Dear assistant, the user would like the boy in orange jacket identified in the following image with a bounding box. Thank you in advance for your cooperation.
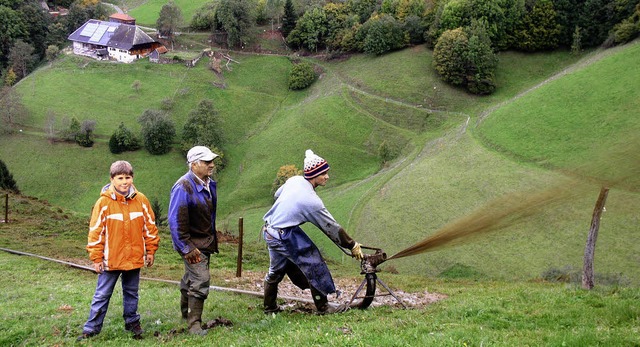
[78,160,159,340]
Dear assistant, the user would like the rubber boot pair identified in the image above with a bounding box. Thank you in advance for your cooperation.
[263,280,283,314]
[187,296,207,336]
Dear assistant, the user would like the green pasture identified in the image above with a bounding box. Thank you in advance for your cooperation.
[1,194,639,346]
[122,0,211,28]
[477,40,640,174]
[1,250,639,346]
[2,34,640,285]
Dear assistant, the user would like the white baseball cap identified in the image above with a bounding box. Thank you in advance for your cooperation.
[187,146,218,163]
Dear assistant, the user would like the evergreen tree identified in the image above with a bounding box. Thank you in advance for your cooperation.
[0,159,19,193]
[281,0,297,38]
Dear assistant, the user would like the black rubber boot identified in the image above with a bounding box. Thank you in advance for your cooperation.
[311,287,348,315]
[187,296,207,336]
[263,280,283,314]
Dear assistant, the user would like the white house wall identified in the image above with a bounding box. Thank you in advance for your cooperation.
[108,47,136,63]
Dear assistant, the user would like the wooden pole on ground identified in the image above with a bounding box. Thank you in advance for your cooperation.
[236,217,244,277]
[582,187,609,290]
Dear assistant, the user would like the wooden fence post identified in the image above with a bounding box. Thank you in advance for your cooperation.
[236,217,244,277]
[582,187,609,290]
[3,194,7,223]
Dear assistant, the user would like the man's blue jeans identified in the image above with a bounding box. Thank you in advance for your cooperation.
[82,269,141,334]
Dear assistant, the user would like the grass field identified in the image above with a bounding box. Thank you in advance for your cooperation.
[1,195,639,346]
[2,4,640,292]
[4,38,640,285]
[120,0,212,28]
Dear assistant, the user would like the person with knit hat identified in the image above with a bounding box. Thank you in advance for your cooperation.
[262,149,364,315]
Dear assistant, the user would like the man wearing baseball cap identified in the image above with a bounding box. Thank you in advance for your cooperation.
[168,146,219,335]
[262,149,364,315]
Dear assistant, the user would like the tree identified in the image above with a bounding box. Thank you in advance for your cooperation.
[46,22,69,48]
[433,28,469,86]
[60,117,81,142]
[286,7,328,51]
[0,86,28,134]
[513,0,562,52]
[138,110,176,155]
[271,164,302,195]
[18,0,50,61]
[346,0,378,23]
[191,2,217,30]
[214,0,255,48]
[181,99,224,152]
[359,14,406,55]
[403,14,427,44]
[109,122,141,154]
[0,159,19,193]
[45,109,57,142]
[156,1,183,46]
[281,0,298,37]
[266,0,285,29]
[465,20,498,94]
[8,39,34,80]
[433,22,497,95]
[76,119,96,147]
[288,61,316,90]
[4,68,17,86]
[45,45,60,62]
[0,5,28,71]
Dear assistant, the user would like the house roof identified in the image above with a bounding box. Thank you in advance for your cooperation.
[109,13,135,22]
[68,19,157,51]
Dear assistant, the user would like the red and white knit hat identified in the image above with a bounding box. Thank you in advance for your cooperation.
[304,149,330,179]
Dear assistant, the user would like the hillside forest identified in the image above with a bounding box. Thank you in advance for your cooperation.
[1,0,640,94]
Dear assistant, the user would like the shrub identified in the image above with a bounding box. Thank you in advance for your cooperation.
[109,122,141,154]
[76,120,96,147]
[59,117,80,142]
[612,19,638,44]
[0,159,20,193]
[288,61,316,90]
[150,196,167,226]
[138,110,176,155]
[161,97,174,111]
[271,164,302,195]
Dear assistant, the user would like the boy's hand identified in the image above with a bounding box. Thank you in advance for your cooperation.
[146,254,155,267]
[93,262,104,273]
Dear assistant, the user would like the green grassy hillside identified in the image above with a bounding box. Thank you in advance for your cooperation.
[1,32,639,285]
[123,0,211,27]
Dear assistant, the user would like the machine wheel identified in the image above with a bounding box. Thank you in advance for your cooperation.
[355,273,377,309]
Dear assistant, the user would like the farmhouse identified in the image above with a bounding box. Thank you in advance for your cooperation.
[67,15,164,63]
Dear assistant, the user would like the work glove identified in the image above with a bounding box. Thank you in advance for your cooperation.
[185,248,202,264]
[351,242,364,261]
